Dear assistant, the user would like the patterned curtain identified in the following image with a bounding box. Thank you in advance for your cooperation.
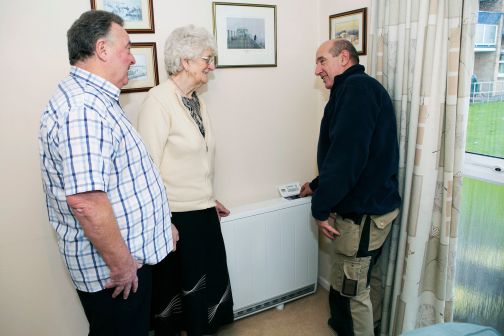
[368,0,478,334]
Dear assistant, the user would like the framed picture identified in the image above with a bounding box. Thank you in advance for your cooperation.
[90,0,155,33]
[122,43,159,93]
[329,8,367,55]
[212,2,277,68]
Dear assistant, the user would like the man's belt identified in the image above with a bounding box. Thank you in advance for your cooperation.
[341,213,365,224]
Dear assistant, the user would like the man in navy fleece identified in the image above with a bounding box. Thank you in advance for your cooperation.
[300,39,401,336]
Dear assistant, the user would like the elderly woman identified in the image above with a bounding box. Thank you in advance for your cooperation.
[137,25,234,335]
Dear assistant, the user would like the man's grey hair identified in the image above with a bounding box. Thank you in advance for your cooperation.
[67,10,124,65]
[164,25,217,75]
[329,38,359,64]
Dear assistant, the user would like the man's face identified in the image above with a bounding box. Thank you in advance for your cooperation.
[315,41,345,89]
[105,23,136,89]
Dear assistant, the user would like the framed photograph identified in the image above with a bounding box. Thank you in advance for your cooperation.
[122,43,159,93]
[212,2,277,68]
[329,8,367,55]
[90,0,155,33]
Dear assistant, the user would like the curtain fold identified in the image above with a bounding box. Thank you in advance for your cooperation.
[368,0,477,334]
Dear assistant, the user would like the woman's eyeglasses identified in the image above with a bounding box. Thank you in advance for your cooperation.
[200,56,215,65]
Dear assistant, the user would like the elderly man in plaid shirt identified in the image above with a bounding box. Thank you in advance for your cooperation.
[39,10,178,336]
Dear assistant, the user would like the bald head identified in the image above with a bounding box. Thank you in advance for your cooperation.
[315,39,359,89]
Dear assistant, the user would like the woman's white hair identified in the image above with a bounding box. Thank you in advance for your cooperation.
[164,25,217,75]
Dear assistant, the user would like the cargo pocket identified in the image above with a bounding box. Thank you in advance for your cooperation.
[331,257,371,297]
[369,208,399,251]
[331,215,361,257]
[341,260,361,297]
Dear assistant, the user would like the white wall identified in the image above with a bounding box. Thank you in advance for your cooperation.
[0,1,93,335]
[119,0,322,207]
[0,0,320,335]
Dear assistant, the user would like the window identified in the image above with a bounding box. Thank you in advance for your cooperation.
[474,24,498,48]
[499,53,504,77]
[455,6,504,331]
[455,79,504,334]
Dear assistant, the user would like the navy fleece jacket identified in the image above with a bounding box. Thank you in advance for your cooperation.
[310,64,401,221]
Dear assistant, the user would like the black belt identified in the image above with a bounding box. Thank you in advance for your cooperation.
[341,213,365,224]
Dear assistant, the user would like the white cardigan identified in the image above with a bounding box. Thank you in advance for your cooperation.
[137,79,216,212]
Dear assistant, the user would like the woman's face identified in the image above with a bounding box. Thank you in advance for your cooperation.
[187,49,215,86]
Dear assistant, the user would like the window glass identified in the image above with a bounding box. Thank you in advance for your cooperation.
[485,25,497,44]
[475,24,485,44]
[454,177,504,333]
[465,102,504,158]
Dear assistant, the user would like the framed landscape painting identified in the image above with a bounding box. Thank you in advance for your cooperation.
[91,0,155,33]
[329,8,367,55]
[213,2,277,68]
[122,42,159,93]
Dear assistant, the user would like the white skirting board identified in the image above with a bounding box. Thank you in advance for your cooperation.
[221,197,319,319]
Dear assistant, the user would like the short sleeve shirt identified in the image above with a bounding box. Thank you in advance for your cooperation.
[39,67,172,292]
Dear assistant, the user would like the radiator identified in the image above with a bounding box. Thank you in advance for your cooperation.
[221,197,318,319]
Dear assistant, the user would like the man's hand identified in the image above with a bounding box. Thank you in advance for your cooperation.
[171,224,179,251]
[317,219,340,240]
[105,255,140,299]
[216,200,230,218]
[299,182,314,197]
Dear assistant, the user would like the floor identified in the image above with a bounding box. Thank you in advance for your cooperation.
[218,287,336,336]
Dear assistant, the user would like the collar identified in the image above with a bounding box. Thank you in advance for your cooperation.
[70,66,121,102]
[331,64,366,90]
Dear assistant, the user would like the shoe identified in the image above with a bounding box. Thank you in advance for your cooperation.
[327,318,338,335]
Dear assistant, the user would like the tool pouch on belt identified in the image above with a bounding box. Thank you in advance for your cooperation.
[368,208,399,251]
[330,215,361,257]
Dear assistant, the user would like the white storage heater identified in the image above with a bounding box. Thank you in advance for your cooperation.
[221,197,318,319]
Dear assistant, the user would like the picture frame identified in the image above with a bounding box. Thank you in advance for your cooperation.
[90,0,155,33]
[212,2,277,68]
[122,42,159,94]
[329,8,367,55]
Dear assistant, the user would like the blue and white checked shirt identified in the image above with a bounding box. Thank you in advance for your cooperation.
[39,66,173,292]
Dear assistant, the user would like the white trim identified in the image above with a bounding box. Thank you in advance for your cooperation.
[318,276,331,291]
[475,47,497,52]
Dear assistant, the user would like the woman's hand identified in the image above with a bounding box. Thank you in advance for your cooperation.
[215,200,230,218]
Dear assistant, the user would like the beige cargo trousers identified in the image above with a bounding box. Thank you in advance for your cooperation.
[327,208,399,336]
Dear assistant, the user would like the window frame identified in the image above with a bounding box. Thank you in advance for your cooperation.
[463,153,504,185]
[474,23,498,50]
[498,52,504,77]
